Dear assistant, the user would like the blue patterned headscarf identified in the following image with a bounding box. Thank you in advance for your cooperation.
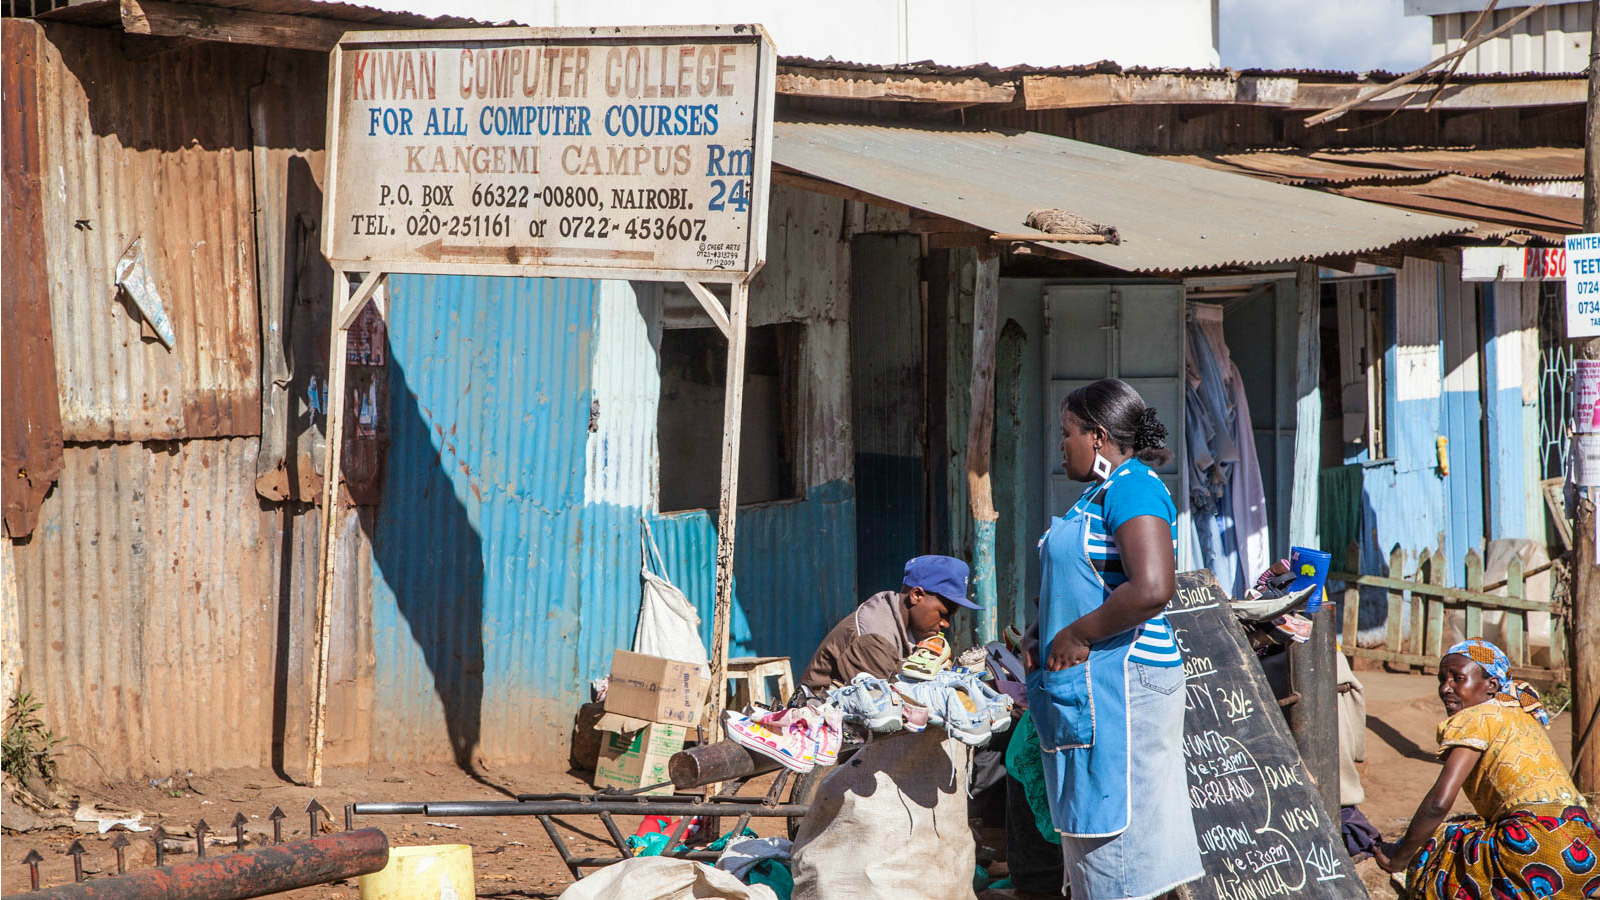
[1444,638,1549,726]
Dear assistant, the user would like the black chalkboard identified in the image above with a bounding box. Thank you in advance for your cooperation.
[1167,570,1367,900]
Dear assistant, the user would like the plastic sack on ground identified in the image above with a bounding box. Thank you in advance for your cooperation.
[633,520,711,680]
[556,857,778,900]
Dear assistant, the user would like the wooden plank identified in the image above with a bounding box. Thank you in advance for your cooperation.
[1505,555,1525,666]
[308,270,382,787]
[1326,571,1551,612]
[705,281,750,753]
[1289,264,1321,548]
[1019,69,1582,112]
[119,0,363,51]
[1386,546,1404,654]
[1545,478,1574,552]
[1426,549,1446,659]
[1341,542,1360,651]
[683,281,732,340]
[777,66,1015,104]
[1303,3,1547,125]
[1464,550,1484,640]
[966,251,1001,645]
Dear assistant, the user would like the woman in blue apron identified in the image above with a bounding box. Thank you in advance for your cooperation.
[1026,378,1204,900]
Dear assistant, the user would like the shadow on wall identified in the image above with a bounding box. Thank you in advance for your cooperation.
[368,355,486,773]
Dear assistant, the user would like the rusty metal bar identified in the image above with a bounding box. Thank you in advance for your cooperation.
[8,829,389,900]
[421,800,810,817]
[535,815,581,882]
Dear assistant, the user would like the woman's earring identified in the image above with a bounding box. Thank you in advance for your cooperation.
[1092,449,1113,479]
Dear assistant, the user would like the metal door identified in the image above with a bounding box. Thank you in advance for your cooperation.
[1042,284,1189,566]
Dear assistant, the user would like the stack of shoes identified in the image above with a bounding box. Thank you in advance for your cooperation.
[724,700,848,774]
[901,633,951,680]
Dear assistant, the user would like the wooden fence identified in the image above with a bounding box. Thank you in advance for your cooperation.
[1333,543,1568,683]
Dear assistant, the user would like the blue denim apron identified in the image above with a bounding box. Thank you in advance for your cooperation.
[1027,479,1135,838]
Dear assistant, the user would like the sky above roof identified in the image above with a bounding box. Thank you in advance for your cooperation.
[1221,0,1432,72]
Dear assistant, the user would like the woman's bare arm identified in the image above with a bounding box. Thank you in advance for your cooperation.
[1374,746,1480,872]
[1046,516,1174,669]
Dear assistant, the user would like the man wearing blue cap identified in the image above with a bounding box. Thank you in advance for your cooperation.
[792,554,984,900]
[800,554,979,690]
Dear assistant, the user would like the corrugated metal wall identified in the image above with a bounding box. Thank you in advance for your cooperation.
[10,439,278,781]
[368,273,595,765]
[1432,2,1590,75]
[33,22,262,441]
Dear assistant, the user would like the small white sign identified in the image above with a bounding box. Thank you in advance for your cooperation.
[1564,233,1600,338]
[323,25,775,284]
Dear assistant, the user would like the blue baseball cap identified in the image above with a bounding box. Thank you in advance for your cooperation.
[903,555,981,610]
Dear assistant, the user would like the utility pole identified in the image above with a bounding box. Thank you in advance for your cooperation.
[1570,0,1600,799]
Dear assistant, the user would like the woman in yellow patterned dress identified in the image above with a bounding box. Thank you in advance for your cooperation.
[1373,638,1598,899]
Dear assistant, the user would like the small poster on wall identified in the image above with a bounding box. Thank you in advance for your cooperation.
[1565,233,1600,338]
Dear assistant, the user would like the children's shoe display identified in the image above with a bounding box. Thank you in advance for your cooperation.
[901,633,952,680]
[939,678,994,746]
[892,679,948,728]
[725,708,817,773]
[832,673,904,733]
[812,704,844,765]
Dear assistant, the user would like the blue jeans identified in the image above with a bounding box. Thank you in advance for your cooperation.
[1058,662,1204,900]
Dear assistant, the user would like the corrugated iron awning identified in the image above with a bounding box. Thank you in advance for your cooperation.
[1334,175,1579,244]
[773,120,1472,273]
[1165,146,1581,187]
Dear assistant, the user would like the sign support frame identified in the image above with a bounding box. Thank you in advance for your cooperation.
[306,24,773,786]
[307,272,751,785]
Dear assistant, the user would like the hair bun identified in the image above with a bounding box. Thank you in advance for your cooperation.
[1133,407,1167,450]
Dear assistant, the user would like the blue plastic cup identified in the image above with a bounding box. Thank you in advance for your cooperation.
[1289,546,1332,614]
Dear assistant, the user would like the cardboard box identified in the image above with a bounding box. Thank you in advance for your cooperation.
[603,650,707,727]
[592,722,686,795]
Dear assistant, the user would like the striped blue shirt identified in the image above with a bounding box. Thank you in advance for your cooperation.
[1069,459,1182,667]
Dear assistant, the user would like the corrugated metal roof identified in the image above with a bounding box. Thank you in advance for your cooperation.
[38,0,489,29]
[773,120,1474,273]
[1166,146,1581,186]
[32,22,261,440]
[776,54,1578,84]
[1334,175,1579,244]
[10,439,280,782]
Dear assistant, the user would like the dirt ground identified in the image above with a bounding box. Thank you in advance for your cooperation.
[0,667,1579,899]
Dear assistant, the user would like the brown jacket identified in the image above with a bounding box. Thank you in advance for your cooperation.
[801,591,914,690]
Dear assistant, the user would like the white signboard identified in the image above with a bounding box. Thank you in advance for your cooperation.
[323,26,774,283]
[1564,233,1600,338]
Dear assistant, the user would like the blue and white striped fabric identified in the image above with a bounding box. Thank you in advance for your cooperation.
[1071,459,1182,667]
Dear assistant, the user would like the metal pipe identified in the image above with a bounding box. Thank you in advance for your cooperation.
[8,829,390,900]
[350,803,426,816]
[422,801,811,818]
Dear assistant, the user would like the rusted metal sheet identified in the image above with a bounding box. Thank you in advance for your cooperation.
[38,0,489,30]
[11,438,279,782]
[1336,175,1579,243]
[1165,146,1582,187]
[2,20,64,538]
[246,47,350,504]
[34,22,263,440]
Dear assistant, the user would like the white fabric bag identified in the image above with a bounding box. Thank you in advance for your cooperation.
[633,519,711,680]
[557,857,778,900]
[791,729,978,900]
